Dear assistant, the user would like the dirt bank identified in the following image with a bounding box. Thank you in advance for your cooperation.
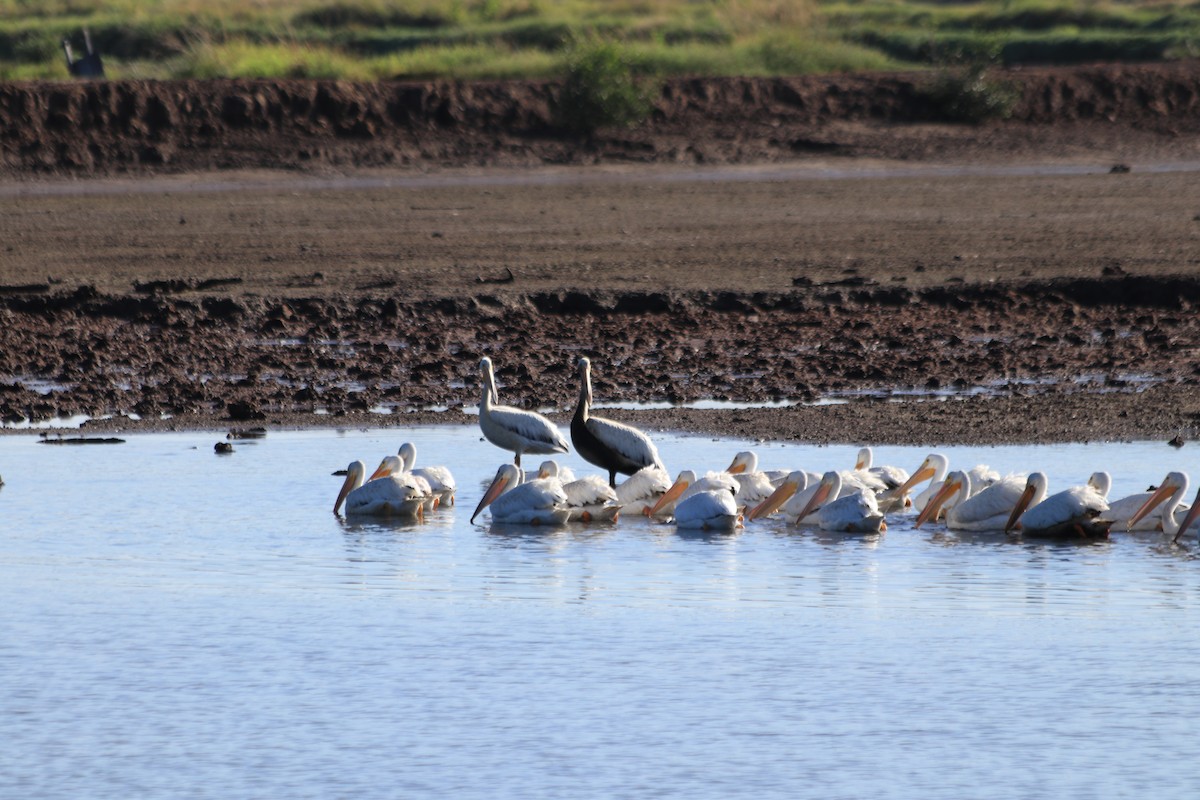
[3,64,1200,445]
[4,61,1200,176]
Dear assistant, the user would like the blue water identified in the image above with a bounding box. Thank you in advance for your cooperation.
[2,427,1198,799]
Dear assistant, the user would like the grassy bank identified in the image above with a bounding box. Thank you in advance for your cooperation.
[1,1,1197,81]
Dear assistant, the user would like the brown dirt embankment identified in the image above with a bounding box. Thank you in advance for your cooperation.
[4,60,1200,176]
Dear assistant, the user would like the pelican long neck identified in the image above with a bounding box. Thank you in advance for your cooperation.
[575,361,592,422]
[1160,475,1190,535]
[481,362,497,411]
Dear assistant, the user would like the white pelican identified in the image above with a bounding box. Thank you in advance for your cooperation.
[614,464,673,515]
[893,454,998,520]
[917,471,1047,532]
[723,451,777,507]
[1127,471,1195,541]
[646,470,740,519]
[1005,478,1110,538]
[854,447,908,491]
[1087,471,1190,532]
[397,442,456,508]
[334,460,426,519]
[571,357,664,487]
[478,356,569,467]
[791,470,886,533]
[538,460,621,522]
[470,463,571,526]
[673,488,742,531]
[370,454,436,513]
[1169,486,1200,543]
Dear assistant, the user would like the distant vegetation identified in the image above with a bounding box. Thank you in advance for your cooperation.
[1,1,1198,81]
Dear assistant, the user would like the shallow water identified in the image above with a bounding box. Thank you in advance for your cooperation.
[2,427,1198,799]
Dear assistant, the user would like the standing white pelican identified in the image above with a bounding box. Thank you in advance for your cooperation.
[791,471,886,533]
[918,471,1046,532]
[571,357,664,487]
[614,464,673,515]
[538,460,621,522]
[397,442,456,508]
[1006,478,1110,538]
[646,470,740,518]
[1127,472,1195,540]
[673,488,742,531]
[370,454,436,513]
[334,460,426,519]
[478,356,569,467]
[470,463,571,526]
[723,451,777,507]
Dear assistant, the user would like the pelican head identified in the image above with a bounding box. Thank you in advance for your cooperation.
[725,451,757,475]
[369,454,404,481]
[1087,471,1112,500]
[334,460,367,515]
[398,442,418,471]
[893,453,948,499]
[1128,471,1188,532]
[538,460,561,480]
[748,469,809,521]
[471,463,522,524]
[855,447,872,471]
[646,469,696,517]
[1004,472,1049,533]
[793,471,844,523]
[914,470,968,528]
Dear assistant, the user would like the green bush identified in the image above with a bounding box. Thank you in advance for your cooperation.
[553,38,656,135]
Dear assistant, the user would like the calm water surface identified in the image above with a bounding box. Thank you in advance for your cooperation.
[2,426,1198,799]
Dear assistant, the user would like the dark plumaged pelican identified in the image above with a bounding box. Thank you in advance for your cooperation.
[570,356,664,487]
[477,356,568,467]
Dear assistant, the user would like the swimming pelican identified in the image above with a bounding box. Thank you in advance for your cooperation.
[370,454,436,512]
[791,470,886,533]
[538,460,621,522]
[646,470,739,519]
[397,442,456,508]
[854,447,908,491]
[334,460,426,519]
[723,451,777,507]
[673,487,742,531]
[918,471,1046,532]
[1087,471,1190,532]
[1127,472,1195,541]
[478,356,569,467]
[571,357,664,487]
[614,464,673,515]
[470,463,571,526]
[1005,478,1110,538]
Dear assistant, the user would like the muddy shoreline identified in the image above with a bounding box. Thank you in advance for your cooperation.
[4,63,1200,446]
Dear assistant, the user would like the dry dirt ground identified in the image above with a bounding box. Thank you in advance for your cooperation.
[3,64,1200,446]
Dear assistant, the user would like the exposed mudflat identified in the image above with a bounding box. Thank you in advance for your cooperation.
[3,64,1200,446]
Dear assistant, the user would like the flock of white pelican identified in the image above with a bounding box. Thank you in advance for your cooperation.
[334,357,1200,542]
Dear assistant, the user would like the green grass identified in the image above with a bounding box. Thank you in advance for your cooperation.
[1,1,1198,81]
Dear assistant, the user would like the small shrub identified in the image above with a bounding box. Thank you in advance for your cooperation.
[554,37,656,135]
[925,62,1018,123]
